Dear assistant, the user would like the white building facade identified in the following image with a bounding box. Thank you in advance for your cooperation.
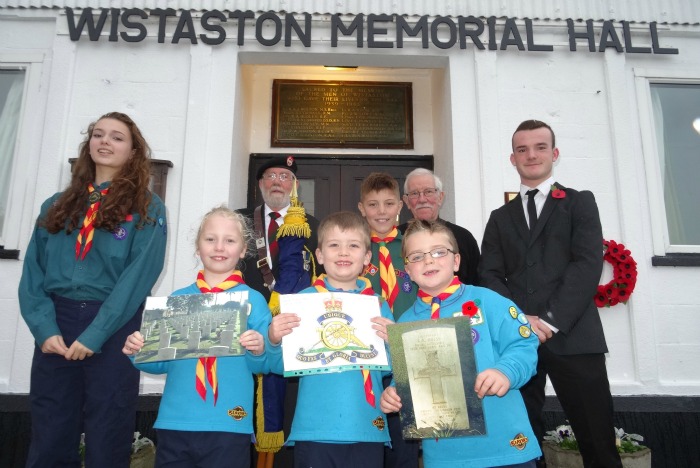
[1,0,699,405]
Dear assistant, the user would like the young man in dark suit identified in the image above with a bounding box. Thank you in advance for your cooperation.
[479,120,621,468]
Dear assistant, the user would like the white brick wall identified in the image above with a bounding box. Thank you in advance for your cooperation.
[1,8,699,397]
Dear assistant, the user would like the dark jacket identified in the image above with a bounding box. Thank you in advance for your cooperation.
[479,184,607,355]
[237,205,321,302]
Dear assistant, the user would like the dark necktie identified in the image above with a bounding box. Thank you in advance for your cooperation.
[268,212,281,258]
[526,189,539,232]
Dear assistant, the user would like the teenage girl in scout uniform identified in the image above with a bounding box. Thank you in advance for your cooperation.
[19,112,167,468]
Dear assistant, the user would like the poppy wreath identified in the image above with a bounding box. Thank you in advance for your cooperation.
[594,239,638,307]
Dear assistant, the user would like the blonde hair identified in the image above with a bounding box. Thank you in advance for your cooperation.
[401,219,459,259]
[318,211,371,250]
[196,206,255,261]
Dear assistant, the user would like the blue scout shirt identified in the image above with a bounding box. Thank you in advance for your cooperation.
[274,276,393,445]
[134,282,277,434]
[398,283,541,467]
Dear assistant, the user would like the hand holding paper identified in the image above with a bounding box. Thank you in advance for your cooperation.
[123,331,145,356]
[474,368,511,398]
[380,386,402,413]
[268,312,301,345]
[240,329,265,356]
[371,316,394,342]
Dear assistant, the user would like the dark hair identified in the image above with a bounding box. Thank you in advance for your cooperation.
[401,219,459,259]
[44,112,154,233]
[318,211,371,250]
[512,119,556,150]
[360,172,400,199]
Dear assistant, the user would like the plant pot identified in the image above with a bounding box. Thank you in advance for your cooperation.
[542,441,651,468]
[130,446,156,468]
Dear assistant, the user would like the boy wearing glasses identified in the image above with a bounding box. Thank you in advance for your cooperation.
[357,173,420,468]
[380,219,541,468]
[399,168,480,286]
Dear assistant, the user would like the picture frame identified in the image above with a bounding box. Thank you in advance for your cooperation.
[387,316,486,439]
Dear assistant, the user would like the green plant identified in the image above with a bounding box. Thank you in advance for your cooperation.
[544,423,647,454]
[614,427,647,454]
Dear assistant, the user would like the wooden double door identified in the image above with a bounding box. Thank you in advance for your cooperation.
[247,154,433,224]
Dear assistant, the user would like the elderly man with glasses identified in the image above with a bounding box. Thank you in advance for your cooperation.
[399,168,480,285]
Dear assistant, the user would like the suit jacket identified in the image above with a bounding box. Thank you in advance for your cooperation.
[399,218,480,286]
[479,184,607,355]
[237,205,321,302]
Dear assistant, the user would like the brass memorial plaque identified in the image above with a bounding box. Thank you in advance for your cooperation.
[271,80,413,149]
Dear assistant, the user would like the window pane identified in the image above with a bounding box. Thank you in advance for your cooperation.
[650,83,700,245]
[0,69,25,236]
[297,178,315,217]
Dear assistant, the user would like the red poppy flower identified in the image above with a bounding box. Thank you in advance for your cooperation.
[617,288,629,302]
[605,286,620,300]
[613,248,631,262]
[595,289,609,308]
[551,187,566,199]
[462,301,478,317]
[616,271,638,282]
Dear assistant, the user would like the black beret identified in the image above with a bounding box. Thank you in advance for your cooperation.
[256,156,298,180]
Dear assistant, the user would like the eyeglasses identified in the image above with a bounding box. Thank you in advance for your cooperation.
[261,172,294,182]
[405,247,454,264]
[405,188,440,200]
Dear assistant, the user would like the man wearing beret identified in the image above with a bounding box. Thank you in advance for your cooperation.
[237,155,321,468]
[237,156,321,300]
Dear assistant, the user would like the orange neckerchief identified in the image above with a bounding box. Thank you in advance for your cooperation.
[417,276,461,320]
[371,227,399,311]
[75,184,109,260]
[312,274,377,408]
[194,270,244,405]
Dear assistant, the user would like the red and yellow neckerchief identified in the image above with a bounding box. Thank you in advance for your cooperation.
[370,227,399,311]
[417,276,461,320]
[75,184,109,260]
[194,270,245,405]
[312,274,377,408]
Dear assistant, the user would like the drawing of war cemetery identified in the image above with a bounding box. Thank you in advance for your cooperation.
[134,291,249,364]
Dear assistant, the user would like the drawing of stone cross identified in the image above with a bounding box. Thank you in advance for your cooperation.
[414,351,455,404]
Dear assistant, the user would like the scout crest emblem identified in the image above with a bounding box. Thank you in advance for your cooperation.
[295,294,379,366]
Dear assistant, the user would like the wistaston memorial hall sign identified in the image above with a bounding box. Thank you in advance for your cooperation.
[64,8,679,55]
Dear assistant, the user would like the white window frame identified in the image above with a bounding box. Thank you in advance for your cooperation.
[634,68,700,255]
[0,53,45,252]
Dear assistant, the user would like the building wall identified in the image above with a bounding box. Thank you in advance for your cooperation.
[1,6,699,396]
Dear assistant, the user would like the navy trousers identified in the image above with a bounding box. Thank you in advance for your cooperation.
[26,296,142,468]
[382,375,419,468]
[521,347,622,468]
[294,441,384,468]
[155,429,252,468]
